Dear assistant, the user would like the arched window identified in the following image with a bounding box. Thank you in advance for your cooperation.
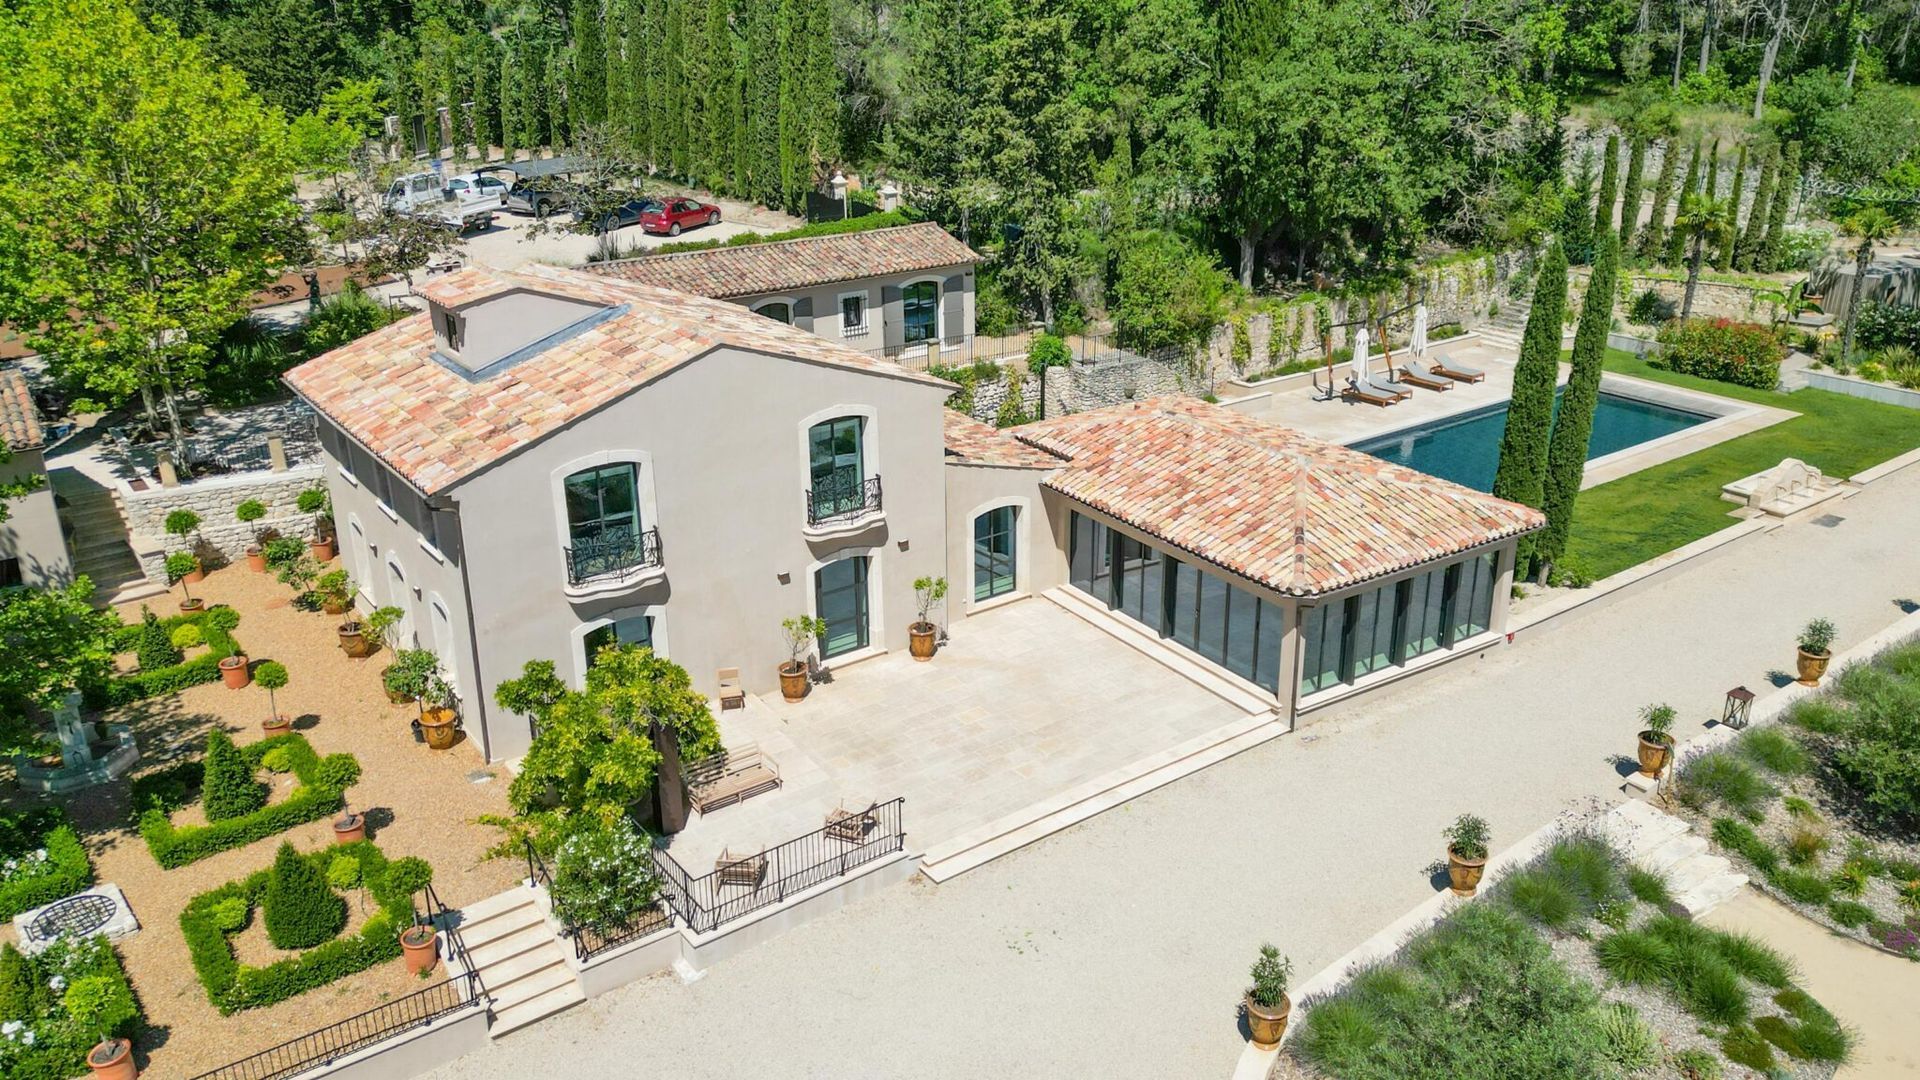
[563,462,641,580]
[901,280,939,343]
[428,595,457,693]
[755,300,793,324]
[347,516,372,602]
[385,557,415,648]
[973,506,1017,601]
[806,415,866,520]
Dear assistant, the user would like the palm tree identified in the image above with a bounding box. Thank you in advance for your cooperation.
[1672,191,1732,319]
[1838,206,1899,364]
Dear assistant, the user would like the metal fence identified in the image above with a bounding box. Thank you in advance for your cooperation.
[185,978,476,1080]
[524,836,680,962]
[652,798,906,935]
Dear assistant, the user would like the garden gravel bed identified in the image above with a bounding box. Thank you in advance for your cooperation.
[2,563,519,1080]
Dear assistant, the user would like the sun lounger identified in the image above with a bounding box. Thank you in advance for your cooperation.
[1396,366,1453,391]
[1339,378,1400,408]
[1369,373,1415,399]
[1429,355,1485,383]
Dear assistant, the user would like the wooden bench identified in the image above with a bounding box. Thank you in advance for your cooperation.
[716,667,746,711]
[824,801,879,843]
[713,849,766,888]
[686,743,782,813]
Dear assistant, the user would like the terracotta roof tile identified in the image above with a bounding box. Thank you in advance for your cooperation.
[0,368,43,451]
[585,222,978,299]
[1014,398,1544,597]
[284,264,952,495]
[942,410,1060,469]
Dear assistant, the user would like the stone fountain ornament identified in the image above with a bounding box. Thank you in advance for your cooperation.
[10,692,139,794]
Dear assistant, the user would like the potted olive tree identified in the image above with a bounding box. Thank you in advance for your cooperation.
[1444,814,1490,896]
[164,508,204,582]
[65,972,137,1080]
[314,569,353,615]
[235,499,268,571]
[340,605,401,658]
[383,647,438,705]
[256,661,291,736]
[209,607,249,689]
[1636,703,1677,778]
[778,615,827,702]
[909,576,947,661]
[417,670,460,750]
[1243,944,1293,1049]
[385,857,438,974]
[297,487,335,562]
[165,552,203,613]
[1796,618,1836,686]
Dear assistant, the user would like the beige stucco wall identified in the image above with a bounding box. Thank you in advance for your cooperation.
[0,446,69,586]
[940,462,1068,621]
[445,345,952,761]
[731,263,976,356]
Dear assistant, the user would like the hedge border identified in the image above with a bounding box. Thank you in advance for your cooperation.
[83,607,247,709]
[138,733,361,869]
[0,934,144,1080]
[0,823,95,920]
[180,840,426,1014]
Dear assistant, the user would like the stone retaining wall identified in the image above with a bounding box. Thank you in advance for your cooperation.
[125,464,325,581]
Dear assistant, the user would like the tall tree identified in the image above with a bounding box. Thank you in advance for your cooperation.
[701,0,737,192]
[1752,0,1795,120]
[1590,132,1621,253]
[777,0,836,212]
[1559,149,1597,269]
[743,0,780,202]
[0,0,300,468]
[1734,152,1777,271]
[1838,205,1901,362]
[1617,135,1647,250]
[569,0,607,132]
[1759,141,1800,270]
[1716,142,1746,270]
[1674,191,1732,318]
[1536,234,1619,579]
[1638,138,1679,259]
[1664,138,1702,267]
[1492,242,1568,540]
[894,0,1007,235]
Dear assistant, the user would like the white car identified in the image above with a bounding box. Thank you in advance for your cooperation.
[443,172,509,206]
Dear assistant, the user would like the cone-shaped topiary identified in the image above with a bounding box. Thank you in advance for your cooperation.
[202,728,265,822]
[1537,233,1620,578]
[135,607,183,670]
[1492,242,1568,567]
[263,841,346,950]
[0,941,48,1020]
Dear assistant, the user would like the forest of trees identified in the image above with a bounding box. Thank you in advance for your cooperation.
[126,0,1920,327]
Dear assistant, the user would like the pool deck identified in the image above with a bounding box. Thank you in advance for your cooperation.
[1219,332,1795,490]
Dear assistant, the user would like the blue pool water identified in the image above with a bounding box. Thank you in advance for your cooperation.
[1352,390,1711,492]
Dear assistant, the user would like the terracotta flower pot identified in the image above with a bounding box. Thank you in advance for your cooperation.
[183,559,205,585]
[333,813,366,844]
[338,624,371,658]
[909,622,937,661]
[309,537,336,562]
[419,707,458,750]
[219,655,250,690]
[246,546,266,573]
[1447,847,1486,897]
[1796,648,1831,686]
[1637,732,1674,778]
[322,597,349,615]
[400,925,439,975]
[262,715,292,737]
[778,662,809,703]
[386,686,412,705]
[179,597,206,613]
[1244,992,1292,1050]
[87,1039,136,1080]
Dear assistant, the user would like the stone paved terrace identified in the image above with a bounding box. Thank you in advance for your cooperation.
[663,596,1249,870]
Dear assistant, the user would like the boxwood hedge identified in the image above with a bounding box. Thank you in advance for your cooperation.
[0,818,94,921]
[83,606,246,708]
[0,934,143,1080]
[138,733,360,869]
[181,840,432,1014]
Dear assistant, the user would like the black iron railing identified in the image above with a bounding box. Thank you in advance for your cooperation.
[564,525,662,586]
[806,473,883,527]
[417,882,486,1005]
[185,979,475,1080]
[652,797,905,934]
[525,837,672,963]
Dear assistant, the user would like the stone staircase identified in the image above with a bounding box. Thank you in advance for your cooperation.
[1475,302,1531,353]
[1602,798,1749,918]
[454,887,584,1038]
[49,469,159,604]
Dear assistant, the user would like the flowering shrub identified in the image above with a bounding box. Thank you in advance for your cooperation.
[549,817,660,935]
[1653,318,1784,390]
[0,935,140,1080]
[0,821,92,921]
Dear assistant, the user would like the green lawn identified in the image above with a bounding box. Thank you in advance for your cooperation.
[1563,351,1920,578]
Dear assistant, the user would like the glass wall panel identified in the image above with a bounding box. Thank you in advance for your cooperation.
[1349,590,1381,678]
[1299,603,1345,694]
[1196,572,1229,665]
[1466,551,1498,638]
[1405,568,1448,659]
[815,557,870,657]
[1253,600,1284,693]
[1225,586,1258,681]
[1170,561,1200,650]
[973,507,1017,601]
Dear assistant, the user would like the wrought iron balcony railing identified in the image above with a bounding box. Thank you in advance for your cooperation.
[806,472,883,527]
[564,525,662,586]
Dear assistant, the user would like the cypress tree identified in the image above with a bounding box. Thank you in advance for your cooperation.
[1537,234,1619,578]
[1559,150,1596,269]
[746,0,782,205]
[569,0,607,131]
[499,47,519,161]
[1735,153,1776,271]
[682,0,713,182]
[545,47,570,149]
[135,608,181,670]
[203,728,265,822]
[662,0,689,175]
[470,32,503,153]
[622,0,652,164]
[1664,139,1702,267]
[263,842,347,950]
[1716,143,1746,270]
[604,0,627,138]
[1702,142,1720,216]
[1638,138,1678,260]
[1617,136,1647,250]
[777,0,808,212]
[1760,141,1799,271]
[1588,133,1620,258]
[1492,242,1569,532]
[704,0,738,192]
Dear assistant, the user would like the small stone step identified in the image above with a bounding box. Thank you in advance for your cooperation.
[1675,873,1750,919]
[1637,835,1709,875]
[464,921,552,970]
[1664,853,1736,897]
[489,979,585,1037]
[457,887,539,928]
[459,901,543,945]
[474,945,567,995]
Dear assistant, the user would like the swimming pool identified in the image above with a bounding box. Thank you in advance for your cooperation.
[1351,390,1712,492]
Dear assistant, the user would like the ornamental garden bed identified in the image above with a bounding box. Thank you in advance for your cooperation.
[1284,834,1852,1079]
[0,935,144,1080]
[181,839,432,1015]
[134,731,361,869]
[1669,639,1920,963]
[0,807,94,921]
[82,605,248,708]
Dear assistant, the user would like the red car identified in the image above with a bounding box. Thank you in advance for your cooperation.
[640,197,721,236]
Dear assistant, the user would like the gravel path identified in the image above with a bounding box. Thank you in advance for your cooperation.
[423,463,1920,1080]
[0,563,519,1079]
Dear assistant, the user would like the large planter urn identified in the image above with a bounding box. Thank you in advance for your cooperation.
[1244,993,1292,1050]
[322,596,349,616]
[245,545,267,573]
[338,624,372,658]
[1636,732,1674,778]
[778,662,809,703]
[262,714,292,738]
[419,707,458,750]
[179,597,206,614]
[183,558,205,585]
[909,622,938,661]
[218,655,250,690]
[86,1038,136,1080]
[309,537,336,562]
[1447,847,1486,897]
[333,812,366,844]
[400,925,439,975]
[1795,648,1831,686]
